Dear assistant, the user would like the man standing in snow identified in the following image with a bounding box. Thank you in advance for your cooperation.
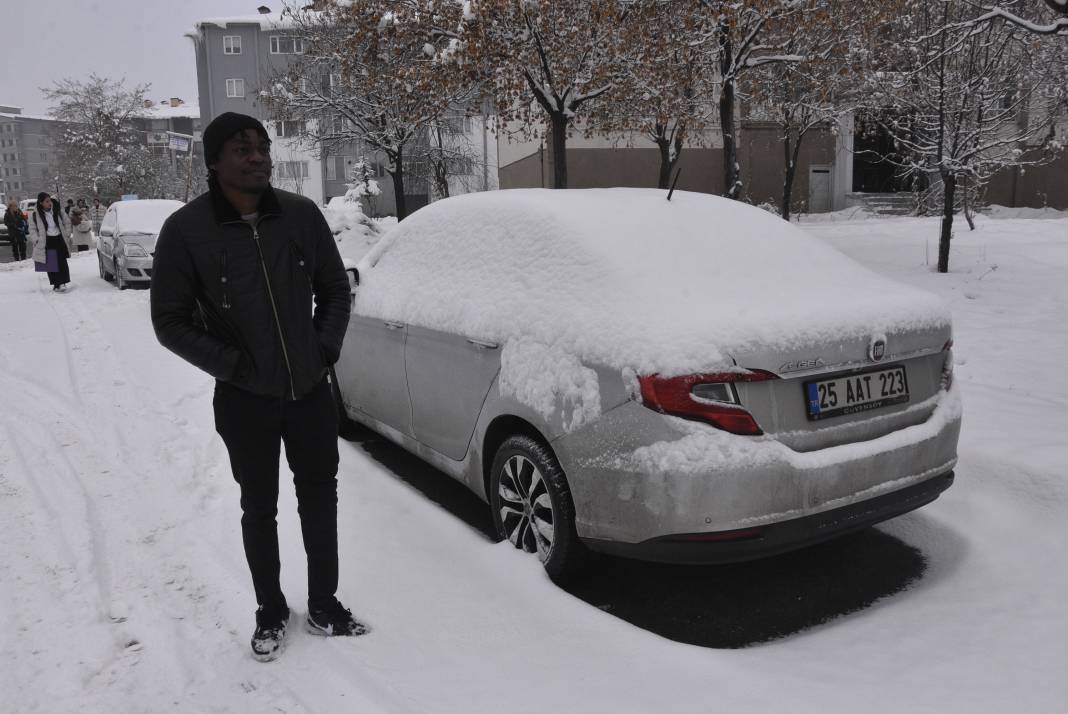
[150,112,360,662]
[88,197,106,235]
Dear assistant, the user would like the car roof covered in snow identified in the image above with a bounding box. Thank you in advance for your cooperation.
[357,188,950,374]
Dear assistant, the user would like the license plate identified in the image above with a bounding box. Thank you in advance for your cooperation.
[804,365,909,420]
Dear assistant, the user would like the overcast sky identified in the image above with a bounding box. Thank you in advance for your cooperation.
[5,0,267,116]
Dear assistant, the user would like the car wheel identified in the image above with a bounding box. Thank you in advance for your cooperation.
[490,435,582,581]
[114,260,126,290]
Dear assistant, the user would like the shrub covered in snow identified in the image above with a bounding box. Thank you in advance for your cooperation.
[321,164,386,261]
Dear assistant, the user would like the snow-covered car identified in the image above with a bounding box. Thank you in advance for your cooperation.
[97,199,184,289]
[332,189,962,579]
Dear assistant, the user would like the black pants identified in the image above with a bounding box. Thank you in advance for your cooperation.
[45,236,70,286]
[213,377,340,614]
[11,236,27,261]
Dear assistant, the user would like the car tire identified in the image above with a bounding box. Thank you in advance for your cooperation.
[328,366,359,439]
[490,435,583,581]
[98,254,113,282]
[114,260,126,290]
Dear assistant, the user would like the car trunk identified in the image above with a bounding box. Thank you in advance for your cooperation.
[731,324,953,452]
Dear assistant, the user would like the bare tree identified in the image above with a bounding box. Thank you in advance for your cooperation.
[690,0,815,200]
[43,74,182,199]
[867,0,1060,272]
[964,0,1068,35]
[456,0,632,189]
[585,0,713,189]
[743,1,897,219]
[264,1,474,219]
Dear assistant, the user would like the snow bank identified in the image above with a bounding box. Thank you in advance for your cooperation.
[984,204,1067,220]
[359,189,950,375]
[321,197,382,262]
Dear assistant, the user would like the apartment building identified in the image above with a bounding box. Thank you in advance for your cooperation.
[187,7,498,215]
[0,106,64,202]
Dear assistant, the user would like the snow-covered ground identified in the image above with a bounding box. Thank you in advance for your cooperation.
[1,212,1065,713]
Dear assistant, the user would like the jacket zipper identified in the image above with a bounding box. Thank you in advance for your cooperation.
[220,249,231,309]
[250,221,297,400]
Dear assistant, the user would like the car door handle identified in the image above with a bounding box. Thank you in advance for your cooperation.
[466,338,499,349]
[383,321,405,330]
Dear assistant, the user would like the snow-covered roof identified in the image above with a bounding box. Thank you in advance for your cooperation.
[0,111,59,122]
[193,12,297,31]
[358,189,951,375]
[142,104,200,120]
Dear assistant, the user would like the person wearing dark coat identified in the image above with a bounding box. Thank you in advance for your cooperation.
[150,112,358,662]
[4,200,28,261]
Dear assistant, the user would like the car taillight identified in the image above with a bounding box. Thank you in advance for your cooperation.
[638,370,778,436]
[941,339,954,390]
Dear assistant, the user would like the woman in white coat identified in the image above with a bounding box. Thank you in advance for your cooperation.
[28,192,75,292]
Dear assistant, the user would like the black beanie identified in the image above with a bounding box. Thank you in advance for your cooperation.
[202,112,270,167]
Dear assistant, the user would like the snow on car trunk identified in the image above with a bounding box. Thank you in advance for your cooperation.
[114,199,185,235]
[358,189,950,376]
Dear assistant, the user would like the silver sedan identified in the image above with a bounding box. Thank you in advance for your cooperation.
[333,189,961,580]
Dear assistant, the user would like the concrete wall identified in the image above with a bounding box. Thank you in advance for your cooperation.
[985,150,1068,209]
[497,123,837,207]
[738,123,836,213]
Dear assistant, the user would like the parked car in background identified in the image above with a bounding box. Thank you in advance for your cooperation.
[18,198,36,218]
[332,189,962,580]
[97,199,184,289]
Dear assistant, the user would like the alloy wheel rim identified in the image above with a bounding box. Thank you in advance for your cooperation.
[498,454,555,561]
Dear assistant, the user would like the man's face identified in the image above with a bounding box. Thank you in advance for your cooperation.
[212,128,272,195]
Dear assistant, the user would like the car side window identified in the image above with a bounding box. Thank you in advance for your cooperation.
[100,208,117,236]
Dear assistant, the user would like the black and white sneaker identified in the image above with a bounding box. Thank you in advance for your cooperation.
[251,606,290,662]
[306,598,368,637]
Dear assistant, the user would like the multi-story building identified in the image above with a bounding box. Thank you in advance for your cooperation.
[137,99,204,198]
[0,100,205,204]
[0,106,64,203]
[186,6,498,214]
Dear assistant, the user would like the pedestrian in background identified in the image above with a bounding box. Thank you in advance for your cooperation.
[70,208,92,251]
[64,198,74,216]
[4,199,28,261]
[28,192,75,291]
[88,197,106,234]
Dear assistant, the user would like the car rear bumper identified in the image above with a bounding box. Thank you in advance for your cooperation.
[555,384,962,555]
[581,469,953,563]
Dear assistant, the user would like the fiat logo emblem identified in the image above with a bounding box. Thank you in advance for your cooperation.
[869,335,887,362]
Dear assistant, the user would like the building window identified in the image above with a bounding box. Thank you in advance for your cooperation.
[327,155,352,181]
[223,35,242,54]
[275,120,305,138]
[275,161,309,179]
[270,36,304,54]
[226,78,245,98]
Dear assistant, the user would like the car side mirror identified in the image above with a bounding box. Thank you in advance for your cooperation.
[346,268,359,310]
[100,229,113,237]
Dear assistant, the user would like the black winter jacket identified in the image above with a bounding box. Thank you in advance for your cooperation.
[150,185,351,400]
[4,208,26,239]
